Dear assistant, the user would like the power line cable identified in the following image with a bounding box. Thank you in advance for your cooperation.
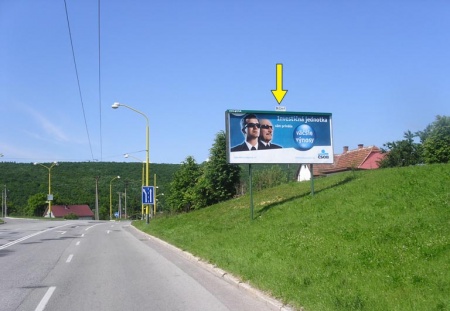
[63,0,95,161]
[98,0,103,161]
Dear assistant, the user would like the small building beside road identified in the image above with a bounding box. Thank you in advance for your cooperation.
[43,204,94,220]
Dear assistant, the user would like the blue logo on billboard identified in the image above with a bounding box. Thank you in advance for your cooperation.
[293,124,315,151]
[318,149,330,159]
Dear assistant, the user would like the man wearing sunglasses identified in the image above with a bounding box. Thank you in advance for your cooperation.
[259,119,282,149]
[231,114,264,151]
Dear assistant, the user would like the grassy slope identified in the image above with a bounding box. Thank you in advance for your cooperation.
[134,164,450,311]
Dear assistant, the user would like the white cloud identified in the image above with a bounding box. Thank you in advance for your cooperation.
[24,105,69,142]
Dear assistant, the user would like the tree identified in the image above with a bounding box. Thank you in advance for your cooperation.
[253,166,288,191]
[166,156,202,213]
[195,131,241,208]
[25,193,62,216]
[379,130,423,168]
[25,193,48,216]
[420,115,450,164]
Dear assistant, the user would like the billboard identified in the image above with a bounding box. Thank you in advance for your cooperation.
[226,109,334,164]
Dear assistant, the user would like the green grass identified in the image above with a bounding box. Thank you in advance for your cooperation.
[133,164,450,311]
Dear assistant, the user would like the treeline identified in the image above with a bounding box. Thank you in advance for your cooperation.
[0,151,300,218]
[379,115,450,167]
[0,161,179,219]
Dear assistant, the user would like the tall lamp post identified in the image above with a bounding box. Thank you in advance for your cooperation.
[112,102,150,223]
[124,153,145,220]
[109,176,120,220]
[34,162,58,218]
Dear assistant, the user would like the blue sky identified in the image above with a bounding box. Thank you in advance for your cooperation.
[1,0,449,164]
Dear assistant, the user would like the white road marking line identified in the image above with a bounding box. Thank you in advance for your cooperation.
[35,286,56,311]
[85,223,102,231]
[107,230,110,234]
[66,254,73,263]
[0,224,73,250]
[76,241,80,246]
[81,233,85,237]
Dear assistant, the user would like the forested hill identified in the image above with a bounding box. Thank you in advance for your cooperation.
[0,162,180,218]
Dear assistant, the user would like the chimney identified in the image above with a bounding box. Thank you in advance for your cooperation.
[358,144,364,149]
[343,146,349,153]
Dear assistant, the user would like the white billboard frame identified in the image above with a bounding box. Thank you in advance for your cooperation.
[226,109,334,164]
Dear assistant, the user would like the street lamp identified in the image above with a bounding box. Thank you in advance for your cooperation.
[109,176,120,220]
[34,162,58,218]
[113,102,150,223]
[124,153,145,219]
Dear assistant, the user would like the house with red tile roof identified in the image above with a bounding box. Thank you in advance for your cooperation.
[315,144,385,176]
[297,144,386,179]
[43,204,94,220]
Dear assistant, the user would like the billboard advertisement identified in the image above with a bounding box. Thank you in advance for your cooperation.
[226,109,334,164]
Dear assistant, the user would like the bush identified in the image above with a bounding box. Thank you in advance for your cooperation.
[64,213,79,220]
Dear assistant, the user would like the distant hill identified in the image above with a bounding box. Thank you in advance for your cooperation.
[0,162,180,217]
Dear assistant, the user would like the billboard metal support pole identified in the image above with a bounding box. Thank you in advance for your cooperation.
[310,164,315,196]
[249,164,254,220]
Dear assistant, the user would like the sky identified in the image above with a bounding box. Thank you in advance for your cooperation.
[1,0,449,164]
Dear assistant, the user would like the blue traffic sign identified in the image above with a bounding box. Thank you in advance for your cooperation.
[142,186,154,204]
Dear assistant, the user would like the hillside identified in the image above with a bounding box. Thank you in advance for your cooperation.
[0,162,179,218]
[135,164,450,311]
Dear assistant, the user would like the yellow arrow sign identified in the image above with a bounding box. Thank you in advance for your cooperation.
[271,63,288,104]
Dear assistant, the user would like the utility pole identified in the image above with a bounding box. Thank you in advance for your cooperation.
[94,176,100,220]
[1,186,4,217]
[124,181,128,220]
[117,192,122,219]
[3,185,7,217]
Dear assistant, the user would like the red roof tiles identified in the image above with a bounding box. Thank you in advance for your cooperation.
[312,145,385,176]
[44,205,94,218]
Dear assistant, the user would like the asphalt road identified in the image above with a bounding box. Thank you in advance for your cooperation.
[0,218,285,311]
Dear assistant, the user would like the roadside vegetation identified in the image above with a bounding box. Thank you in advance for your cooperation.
[0,132,296,218]
[0,161,180,218]
[134,163,450,311]
[379,115,450,167]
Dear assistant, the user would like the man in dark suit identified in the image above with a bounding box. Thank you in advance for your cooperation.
[259,119,282,149]
[231,114,264,151]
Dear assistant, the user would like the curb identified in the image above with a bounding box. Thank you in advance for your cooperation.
[130,226,295,311]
